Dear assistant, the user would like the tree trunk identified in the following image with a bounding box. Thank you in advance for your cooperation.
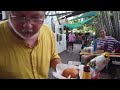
[111,11,120,40]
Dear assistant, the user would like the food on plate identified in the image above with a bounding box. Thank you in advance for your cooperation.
[62,67,79,78]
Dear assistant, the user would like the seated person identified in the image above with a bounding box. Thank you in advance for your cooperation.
[81,27,120,65]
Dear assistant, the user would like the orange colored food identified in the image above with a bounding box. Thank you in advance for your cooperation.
[62,68,79,78]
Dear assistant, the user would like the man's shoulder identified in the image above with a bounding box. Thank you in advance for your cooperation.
[0,20,8,31]
[42,24,52,31]
[41,24,54,33]
[0,20,7,26]
[40,24,54,36]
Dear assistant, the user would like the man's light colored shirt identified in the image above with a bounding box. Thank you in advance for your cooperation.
[0,20,60,79]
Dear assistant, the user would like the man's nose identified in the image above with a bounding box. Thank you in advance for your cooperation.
[23,21,33,30]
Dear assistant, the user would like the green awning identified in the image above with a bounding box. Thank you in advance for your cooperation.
[64,17,95,29]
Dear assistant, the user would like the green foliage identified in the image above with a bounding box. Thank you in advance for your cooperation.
[63,11,100,36]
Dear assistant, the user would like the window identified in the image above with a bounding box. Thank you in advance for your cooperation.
[51,17,55,33]
[0,11,2,20]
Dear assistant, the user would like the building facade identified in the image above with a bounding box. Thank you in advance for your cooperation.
[44,11,66,53]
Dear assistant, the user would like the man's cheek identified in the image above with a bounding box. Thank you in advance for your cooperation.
[33,25,40,32]
[16,24,23,31]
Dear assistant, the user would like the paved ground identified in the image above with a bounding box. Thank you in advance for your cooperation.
[48,44,112,79]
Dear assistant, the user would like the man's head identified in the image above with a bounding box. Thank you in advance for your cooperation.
[99,28,106,38]
[9,11,46,39]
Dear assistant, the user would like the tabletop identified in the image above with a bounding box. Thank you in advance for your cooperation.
[80,51,120,58]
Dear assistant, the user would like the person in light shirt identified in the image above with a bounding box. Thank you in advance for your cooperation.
[68,31,76,52]
[96,28,119,52]
[81,27,120,65]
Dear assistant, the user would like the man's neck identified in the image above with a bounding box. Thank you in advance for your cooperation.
[24,35,38,48]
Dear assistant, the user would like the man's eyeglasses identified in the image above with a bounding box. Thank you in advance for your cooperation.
[10,15,44,24]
